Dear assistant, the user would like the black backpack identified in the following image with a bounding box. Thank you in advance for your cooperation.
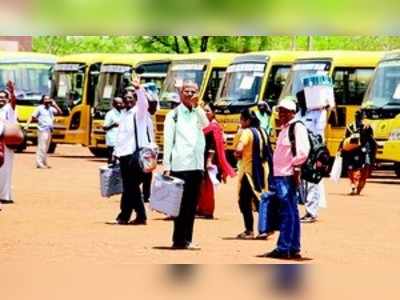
[288,121,331,184]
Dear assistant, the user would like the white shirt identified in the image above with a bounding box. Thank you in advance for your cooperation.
[163,104,209,172]
[114,88,154,157]
[0,121,4,136]
[0,103,17,123]
[104,108,122,147]
[32,105,57,132]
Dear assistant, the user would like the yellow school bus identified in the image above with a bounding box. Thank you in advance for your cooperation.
[0,51,56,150]
[279,51,385,155]
[90,53,173,156]
[50,53,119,151]
[361,50,400,176]
[155,52,237,152]
[213,51,309,158]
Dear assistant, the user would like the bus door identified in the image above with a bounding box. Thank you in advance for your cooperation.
[327,67,375,153]
[63,62,101,146]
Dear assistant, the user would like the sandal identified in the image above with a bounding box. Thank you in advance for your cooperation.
[236,231,254,240]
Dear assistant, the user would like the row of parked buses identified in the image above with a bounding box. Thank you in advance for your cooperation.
[3,50,400,176]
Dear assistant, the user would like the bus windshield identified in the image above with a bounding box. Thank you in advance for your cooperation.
[95,65,133,112]
[281,61,331,98]
[0,63,53,105]
[52,63,86,115]
[160,62,206,108]
[363,61,400,108]
[215,63,265,107]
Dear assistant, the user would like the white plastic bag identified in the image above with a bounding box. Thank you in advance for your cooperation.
[330,153,343,183]
[99,164,123,198]
[150,173,185,217]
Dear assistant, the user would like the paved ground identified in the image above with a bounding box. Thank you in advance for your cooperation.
[1,144,400,265]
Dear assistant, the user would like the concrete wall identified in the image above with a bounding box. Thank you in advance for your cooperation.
[0,36,32,51]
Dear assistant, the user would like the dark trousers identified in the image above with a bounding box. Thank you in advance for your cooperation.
[171,170,203,246]
[142,172,152,203]
[107,146,114,165]
[239,176,256,232]
[117,155,147,222]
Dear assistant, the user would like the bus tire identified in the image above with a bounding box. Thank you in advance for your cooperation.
[48,142,57,154]
[395,163,400,178]
[89,147,108,158]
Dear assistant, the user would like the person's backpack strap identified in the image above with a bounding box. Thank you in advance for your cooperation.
[288,121,301,157]
[133,112,139,151]
[169,108,178,165]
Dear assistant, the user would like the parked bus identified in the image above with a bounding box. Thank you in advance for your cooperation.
[0,51,56,151]
[50,53,119,152]
[279,51,385,155]
[155,52,237,152]
[90,54,173,156]
[362,50,400,177]
[213,51,310,157]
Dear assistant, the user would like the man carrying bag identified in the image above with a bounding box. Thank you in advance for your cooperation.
[110,79,154,225]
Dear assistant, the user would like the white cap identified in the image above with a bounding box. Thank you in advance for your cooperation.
[277,96,297,112]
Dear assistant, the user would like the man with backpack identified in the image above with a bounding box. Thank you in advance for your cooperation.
[258,96,310,259]
[296,89,333,223]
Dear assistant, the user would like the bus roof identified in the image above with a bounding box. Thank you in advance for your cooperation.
[170,52,238,68]
[231,50,312,65]
[56,53,121,65]
[101,53,175,67]
[293,51,386,67]
[0,51,56,64]
[380,50,400,62]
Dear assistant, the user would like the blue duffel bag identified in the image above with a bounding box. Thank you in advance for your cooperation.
[258,191,280,235]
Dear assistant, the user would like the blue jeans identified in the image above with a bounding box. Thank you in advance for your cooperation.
[274,176,301,254]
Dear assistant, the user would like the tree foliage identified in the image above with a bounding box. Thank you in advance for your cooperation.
[32,36,400,55]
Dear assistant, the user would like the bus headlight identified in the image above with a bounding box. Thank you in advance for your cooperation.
[389,129,400,141]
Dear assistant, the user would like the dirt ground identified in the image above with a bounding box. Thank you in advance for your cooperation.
[1,144,400,266]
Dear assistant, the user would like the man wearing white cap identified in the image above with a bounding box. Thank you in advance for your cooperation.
[259,96,310,259]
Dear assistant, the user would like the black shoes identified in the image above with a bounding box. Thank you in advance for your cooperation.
[0,199,14,204]
[258,249,302,260]
[171,242,201,250]
[300,213,317,223]
[129,218,147,225]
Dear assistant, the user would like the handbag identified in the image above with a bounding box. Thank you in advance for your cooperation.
[342,125,361,152]
[129,113,156,172]
[3,121,24,149]
[330,153,343,183]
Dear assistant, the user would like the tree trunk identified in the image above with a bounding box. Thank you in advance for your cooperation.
[291,36,297,50]
[182,36,194,53]
[200,36,209,52]
[173,36,181,53]
[307,36,313,50]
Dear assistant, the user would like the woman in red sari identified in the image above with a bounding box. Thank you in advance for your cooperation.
[197,103,236,219]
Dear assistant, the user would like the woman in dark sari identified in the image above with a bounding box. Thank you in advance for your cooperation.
[340,110,377,195]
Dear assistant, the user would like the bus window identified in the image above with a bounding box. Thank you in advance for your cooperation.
[204,68,225,103]
[333,68,375,106]
[263,65,291,106]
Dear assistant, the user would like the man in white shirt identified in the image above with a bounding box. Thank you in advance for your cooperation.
[163,80,209,249]
[26,95,62,169]
[296,89,334,223]
[111,80,154,225]
[103,97,124,164]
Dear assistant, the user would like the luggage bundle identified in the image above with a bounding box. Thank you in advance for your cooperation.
[149,173,184,217]
[99,164,123,198]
